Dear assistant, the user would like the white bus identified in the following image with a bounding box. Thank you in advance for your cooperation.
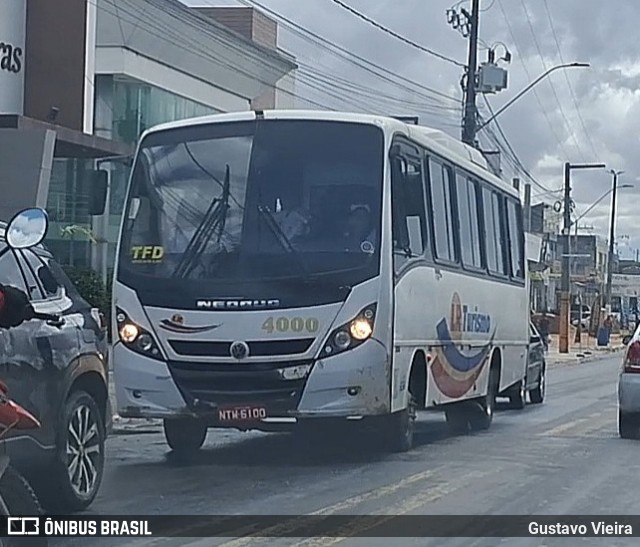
[108,110,529,453]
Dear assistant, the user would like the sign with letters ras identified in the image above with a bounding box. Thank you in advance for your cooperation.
[0,41,22,74]
[0,0,26,114]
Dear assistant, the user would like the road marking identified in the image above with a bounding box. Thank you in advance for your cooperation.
[540,417,591,437]
[539,409,616,438]
[287,469,494,547]
[120,468,440,547]
[138,468,494,547]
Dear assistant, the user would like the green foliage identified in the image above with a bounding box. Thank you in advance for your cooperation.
[62,265,111,322]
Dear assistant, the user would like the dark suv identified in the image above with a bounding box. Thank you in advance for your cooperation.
[0,219,110,512]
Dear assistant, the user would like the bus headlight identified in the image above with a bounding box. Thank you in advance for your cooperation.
[116,307,163,360]
[320,303,377,358]
[119,323,139,343]
[350,318,373,340]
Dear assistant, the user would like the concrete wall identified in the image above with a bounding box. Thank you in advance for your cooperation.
[275,71,297,109]
[0,128,56,221]
[96,0,295,105]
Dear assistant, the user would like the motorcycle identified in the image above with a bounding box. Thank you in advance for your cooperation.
[0,378,49,546]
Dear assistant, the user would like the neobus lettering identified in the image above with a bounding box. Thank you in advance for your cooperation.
[197,299,280,310]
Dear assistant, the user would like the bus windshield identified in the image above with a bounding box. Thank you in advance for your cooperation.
[118,119,384,305]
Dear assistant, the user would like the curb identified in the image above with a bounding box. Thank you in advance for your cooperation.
[547,347,625,368]
[110,417,162,435]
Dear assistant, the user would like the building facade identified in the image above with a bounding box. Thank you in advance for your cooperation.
[527,202,562,312]
[555,233,609,312]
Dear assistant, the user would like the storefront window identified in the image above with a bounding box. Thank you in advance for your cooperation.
[111,80,218,145]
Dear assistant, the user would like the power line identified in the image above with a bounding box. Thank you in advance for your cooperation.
[237,0,461,106]
[328,0,465,68]
[297,64,462,116]
[541,0,599,158]
[480,95,552,194]
[496,0,571,160]
[518,0,588,163]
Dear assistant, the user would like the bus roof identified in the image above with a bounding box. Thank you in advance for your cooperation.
[141,110,519,198]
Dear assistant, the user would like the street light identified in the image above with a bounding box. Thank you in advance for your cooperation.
[477,62,590,130]
[605,170,626,310]
[559,162,607,354]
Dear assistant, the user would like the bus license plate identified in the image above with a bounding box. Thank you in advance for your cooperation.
[218,405,267,423]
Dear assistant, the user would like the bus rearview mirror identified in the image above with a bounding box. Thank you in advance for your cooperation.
[89,170,108,216]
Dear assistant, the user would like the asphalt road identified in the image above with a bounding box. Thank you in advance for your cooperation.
[52,353,640,547]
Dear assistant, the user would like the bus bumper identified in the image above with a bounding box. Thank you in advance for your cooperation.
[113,339,391,421]
[293,340,391,417]
[113,344,194,419]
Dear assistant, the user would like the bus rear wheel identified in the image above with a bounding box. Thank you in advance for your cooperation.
[163,418,207,453]
[469,366,499,431]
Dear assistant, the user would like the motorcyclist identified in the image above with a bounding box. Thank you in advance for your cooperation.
[0,284,34,329]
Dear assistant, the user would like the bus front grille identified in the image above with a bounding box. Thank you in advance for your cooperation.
[166,360,312,413]
[168,338,315,357]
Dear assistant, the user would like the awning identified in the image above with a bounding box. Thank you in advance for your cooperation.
[0,115,134,159]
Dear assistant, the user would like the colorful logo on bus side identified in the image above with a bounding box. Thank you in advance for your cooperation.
[430,292,495,398]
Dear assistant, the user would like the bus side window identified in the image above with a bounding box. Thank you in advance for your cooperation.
[506,198,524,279]
[428,158,457,263]
[457,173,483,269]
[482,188,508,276]
[391,155,427,262]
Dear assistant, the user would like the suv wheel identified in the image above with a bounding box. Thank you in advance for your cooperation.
[619,410,640,439]
[39,390,106,513]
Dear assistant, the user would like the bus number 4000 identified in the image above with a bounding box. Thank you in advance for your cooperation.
[261,316,319,334]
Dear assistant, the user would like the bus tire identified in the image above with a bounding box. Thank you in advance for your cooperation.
[508,378,526,410]
[384,394,417,453]
[163,418,207,453]
[469,365,499,431]
[445,405,470,435]
[529,365,546,404]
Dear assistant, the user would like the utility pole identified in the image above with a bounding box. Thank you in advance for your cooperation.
[461,0,480,146]
[523,183,531,232]
[605,169,623,310]
[559,161,607,353]
[559,162,572,354]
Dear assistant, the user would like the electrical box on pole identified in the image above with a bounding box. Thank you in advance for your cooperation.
[478,62,508,94]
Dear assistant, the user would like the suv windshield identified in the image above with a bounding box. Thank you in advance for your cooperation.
[118,119,384,306]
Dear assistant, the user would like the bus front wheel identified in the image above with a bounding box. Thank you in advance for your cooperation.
[383,394,417,453]
[163,418,207,453]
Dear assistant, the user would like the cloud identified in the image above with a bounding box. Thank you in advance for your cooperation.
[184,0,640,257]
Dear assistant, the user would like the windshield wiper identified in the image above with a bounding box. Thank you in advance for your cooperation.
[172,165,231,278]
[256,205,311,283]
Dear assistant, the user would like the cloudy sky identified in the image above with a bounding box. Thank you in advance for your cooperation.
[188,0,640,258]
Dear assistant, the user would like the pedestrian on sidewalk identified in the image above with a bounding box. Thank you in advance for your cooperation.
[538,312,550,353]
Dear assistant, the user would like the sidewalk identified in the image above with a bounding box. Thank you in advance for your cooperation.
[545,333,626,367]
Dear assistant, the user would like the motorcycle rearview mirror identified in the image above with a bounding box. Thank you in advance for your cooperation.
[5,208,49,250]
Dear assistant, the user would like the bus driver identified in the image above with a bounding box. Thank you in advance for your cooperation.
[343,204,375,254]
